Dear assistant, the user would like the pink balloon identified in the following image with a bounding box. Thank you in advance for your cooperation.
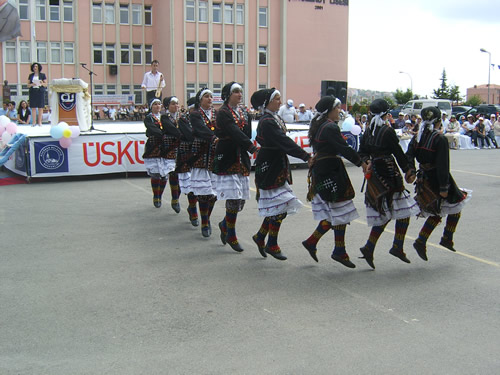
[2,131,12,144]
[0,124,5,134]
[69,126,80,138]
[351,125,362,136]
[6,122,17,134]
[59,137,72,148]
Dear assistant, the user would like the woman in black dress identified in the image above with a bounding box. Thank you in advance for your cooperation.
[27,62,47,126]
[302,96,368,268]
[17,100,31,125]
[251,88,311,260]
[406,106,470,260]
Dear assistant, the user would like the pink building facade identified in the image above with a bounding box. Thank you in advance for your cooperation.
[467,84,500,105]
[1,0,348,108]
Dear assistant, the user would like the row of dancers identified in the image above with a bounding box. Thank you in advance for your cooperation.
[142,82,470,269]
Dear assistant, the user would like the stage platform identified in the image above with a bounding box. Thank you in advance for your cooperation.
[3,121,315,180]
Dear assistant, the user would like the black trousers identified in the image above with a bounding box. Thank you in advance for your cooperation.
[146,90,161,105]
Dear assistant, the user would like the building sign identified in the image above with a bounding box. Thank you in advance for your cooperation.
[93,94,135,105]
[288,0,349,6]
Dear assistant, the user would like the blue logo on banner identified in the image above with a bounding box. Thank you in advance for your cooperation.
[59,92,76,111]
[342,132,359,151]
[35,142,69,174]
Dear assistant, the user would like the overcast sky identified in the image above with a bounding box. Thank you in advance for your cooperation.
[348,0,500,98]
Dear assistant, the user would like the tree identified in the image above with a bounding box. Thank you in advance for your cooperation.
[448,85,463,104]
[383,96,396,109]
[433,69,450,99]
[351,102,360,114]
[465,95,482,107]
[394,88,414,104]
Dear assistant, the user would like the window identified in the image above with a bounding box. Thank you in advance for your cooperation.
[199,43,208,63]
[5,42,16,63]
[20,41,31,63]
[64,42,74,63]
[186,42,195,63]
[132,4,141,25]
[133,85,143,104]
[224,4,233,24]
[63,1,73,22]
[36,42,47,63]
[236,4,244,25]
[105,3,115,24]
[9,85,18,97]
[186,0,195,21]
[236,44,244,64]
[50,42,61,63]
[92,3,102,23]
[259,46,267,65]
[120,4,129,24]
[145,45,153,65]
[121,85,130,94]
[259,7,267,27]
[107,85,116,95]
[132,45,142,64]
[106,44,115,64]
[49,0,60,21]
[199,1,208,22]
[212,3,221,23]
[213,43,221,63]
[199,83,208,91]
[93,43,103,64]
[22,85,29,96]
[121,44,130,64]
[225,44,233,64]
[258,84,266,90]
[186,83,196,100]
[94,84,104,95]
[213,83,222,97]
[36,0,46,21]
[144,5,152,25]
[19,0,29,20]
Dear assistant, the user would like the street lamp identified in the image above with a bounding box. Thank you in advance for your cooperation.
[480,48,491,104]
[399,71,413,94]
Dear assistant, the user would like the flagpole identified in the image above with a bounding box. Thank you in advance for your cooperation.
[480,48,491,105]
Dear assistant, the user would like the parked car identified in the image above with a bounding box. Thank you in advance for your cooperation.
[402,99,452,117]
[452,105,471,118]
[461,104,500,120]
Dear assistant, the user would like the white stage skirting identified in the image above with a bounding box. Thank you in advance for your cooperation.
[398,134,477,152]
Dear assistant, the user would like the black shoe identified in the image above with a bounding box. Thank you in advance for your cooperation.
[229,241,244,253]
[265,246,287,261]
[252,234,267,258]
[331,253,356,268]
[301,240,318,263]
[389,247,411,263]
[218,221,227,245]
[359,246,375,269]
[208,221,212,236]
[439,237,456,252]
[153,200,161,208]
[413,240,428,261]
[201,226,210,238]
[171,202,181,214]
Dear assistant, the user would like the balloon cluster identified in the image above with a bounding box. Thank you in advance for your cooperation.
[50,122,81,148]
[0,115,18,146]
[341,116,362,136]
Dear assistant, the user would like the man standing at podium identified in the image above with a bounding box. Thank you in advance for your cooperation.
[141,60,165,105]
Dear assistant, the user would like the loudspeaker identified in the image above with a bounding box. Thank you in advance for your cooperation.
[321,80,347,103]
[109,65,118,75]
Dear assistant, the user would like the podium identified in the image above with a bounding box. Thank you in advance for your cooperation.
[49,78,92,131]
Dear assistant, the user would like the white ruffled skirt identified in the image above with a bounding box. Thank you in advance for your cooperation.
[177,171,192,194]
[191,168,217,196]
[215,174,250,201]
[144,158,176,178]
[366,190,420,226]
[418,188,472,218]
[311,194,360,225]
[258,182,303,217]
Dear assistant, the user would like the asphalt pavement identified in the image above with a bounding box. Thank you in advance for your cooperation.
[1,148,499,374]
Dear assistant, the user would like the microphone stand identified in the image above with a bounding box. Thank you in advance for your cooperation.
[80,63,106,133]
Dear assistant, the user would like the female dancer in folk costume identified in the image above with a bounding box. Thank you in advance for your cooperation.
[175,97,199,226]
[190,88,219,238]
[162,96,195,215]
[301,96,369,268]
[143,98,173,208]
[213,82,257,252]
[357,99,419,269]
[251,88,311,260]
[406,106,470,261]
